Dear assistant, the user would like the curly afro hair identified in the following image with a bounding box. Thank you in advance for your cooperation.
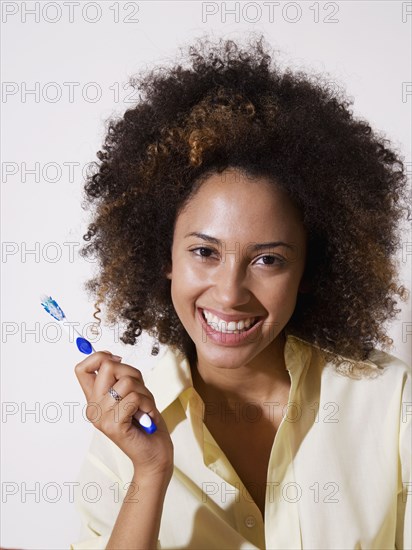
[81,34,410,378]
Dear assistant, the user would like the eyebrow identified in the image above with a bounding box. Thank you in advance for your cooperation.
[184,232,295,250]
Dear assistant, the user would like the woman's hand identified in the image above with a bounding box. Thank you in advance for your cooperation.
[75,351,174,478]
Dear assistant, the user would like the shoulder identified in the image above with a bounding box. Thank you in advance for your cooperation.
[355,347,411,390]
[304,333,411,385]
[287,334,411,408]
[366,347,411,376]
[363,349,411,405]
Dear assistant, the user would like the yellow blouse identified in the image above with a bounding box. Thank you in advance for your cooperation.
[70,334,411,549]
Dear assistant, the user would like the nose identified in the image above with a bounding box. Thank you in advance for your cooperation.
[211,255,251,309]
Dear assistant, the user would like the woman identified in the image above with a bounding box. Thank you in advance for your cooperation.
[71,36,411,549]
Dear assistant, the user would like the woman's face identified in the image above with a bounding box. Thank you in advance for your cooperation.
[166,168,307,369]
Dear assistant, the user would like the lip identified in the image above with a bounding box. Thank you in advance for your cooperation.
[199,306,263,323]
[197,307,265,347]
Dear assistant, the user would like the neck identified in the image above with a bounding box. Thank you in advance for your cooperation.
[190,332,290,408]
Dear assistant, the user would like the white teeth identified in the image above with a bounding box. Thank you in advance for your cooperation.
[202,310,256,332]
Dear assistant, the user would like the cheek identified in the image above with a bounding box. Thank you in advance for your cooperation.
[174,256,207,290]
[170,257,204,310]
[262,274,301,313]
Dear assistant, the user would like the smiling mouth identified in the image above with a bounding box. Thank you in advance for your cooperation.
[200,308,261,334]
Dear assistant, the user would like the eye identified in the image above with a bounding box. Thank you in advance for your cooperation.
[190,247,217,258]
[254,255,285,267]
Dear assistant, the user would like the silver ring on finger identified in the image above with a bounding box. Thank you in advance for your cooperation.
[108,387,123,402]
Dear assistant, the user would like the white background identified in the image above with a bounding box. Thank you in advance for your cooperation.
[1,1,411,548]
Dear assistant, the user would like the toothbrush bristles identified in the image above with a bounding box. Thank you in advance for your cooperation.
[40,294,66,322]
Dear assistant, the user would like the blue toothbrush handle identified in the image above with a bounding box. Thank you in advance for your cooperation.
[76,336,94,354]
[134,411,157,434]
[73,333,157,434]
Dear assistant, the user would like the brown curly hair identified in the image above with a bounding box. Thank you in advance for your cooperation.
[80,34,410,377]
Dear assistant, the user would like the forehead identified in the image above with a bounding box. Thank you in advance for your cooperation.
[175,169,306,242]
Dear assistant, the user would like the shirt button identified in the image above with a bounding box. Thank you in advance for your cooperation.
[244,515,256,528]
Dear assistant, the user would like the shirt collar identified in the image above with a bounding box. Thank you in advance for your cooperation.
[145,333,313,414]
[144,346,194,413]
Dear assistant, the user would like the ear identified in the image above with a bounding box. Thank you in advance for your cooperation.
[165,261,172,280]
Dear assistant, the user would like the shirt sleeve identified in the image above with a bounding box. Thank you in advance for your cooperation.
[70,430,129,549]
[395,368,411,550]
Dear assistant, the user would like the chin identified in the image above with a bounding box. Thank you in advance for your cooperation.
[195,341,266,368]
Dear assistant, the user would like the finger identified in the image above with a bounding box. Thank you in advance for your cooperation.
[92,364,145,402]
[99,379,154,424]
[102,391,158,434]
[106,375,154,403]
[102,350,123,361]
[75,351,122,401]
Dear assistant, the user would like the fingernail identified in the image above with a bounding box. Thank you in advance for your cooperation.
[112,355,122,361]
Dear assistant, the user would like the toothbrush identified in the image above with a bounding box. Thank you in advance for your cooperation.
[40,294,157,435]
